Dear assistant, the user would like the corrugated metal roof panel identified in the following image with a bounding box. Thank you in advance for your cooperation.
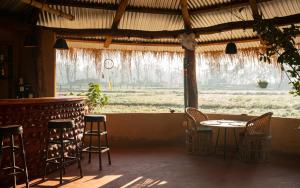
[34,0,300,52]
[37,6,115,29]
[128,0,181,9]
[188,0,231,9]
[114,37,179,43]
[260,0,300,19]
[198,29,256,42]
[119,12,184,31]
[87,0,116,4]
[192,6,253,28]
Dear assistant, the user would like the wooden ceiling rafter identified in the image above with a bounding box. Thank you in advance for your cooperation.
[180,0,192,31]
[249,0,267,45]
[46,13,300,39]
[21,0,74,20]
[64,36,261,47]
[249,0,260,19]
[104,0,129,48]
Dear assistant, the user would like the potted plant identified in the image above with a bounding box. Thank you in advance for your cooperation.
[85,82,108,113]
[253,17,300,95]
[257,80,268,89]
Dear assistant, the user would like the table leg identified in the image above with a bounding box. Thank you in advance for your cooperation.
[234,128,238,151]
[224,128,227,159]
[215,128,220,153]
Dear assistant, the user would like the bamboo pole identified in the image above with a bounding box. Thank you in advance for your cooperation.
[21,0,75,20]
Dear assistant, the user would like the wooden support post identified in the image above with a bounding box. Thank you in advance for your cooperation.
[183,54,188,109]
[180,0,198,109]
[36,30,56,97]
[184,49,198,108]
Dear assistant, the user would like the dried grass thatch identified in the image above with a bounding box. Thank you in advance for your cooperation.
[58,47,280,74]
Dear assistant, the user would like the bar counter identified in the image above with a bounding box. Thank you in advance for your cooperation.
[0,97,86,182]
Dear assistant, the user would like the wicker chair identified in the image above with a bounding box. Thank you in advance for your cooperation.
[239,112,273,162]
[185,107,213,155]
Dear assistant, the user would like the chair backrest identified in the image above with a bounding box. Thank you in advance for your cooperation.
[185,107,208,130]
[245,112,273,136]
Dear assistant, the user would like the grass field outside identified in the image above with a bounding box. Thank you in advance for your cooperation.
[58,88,300,118]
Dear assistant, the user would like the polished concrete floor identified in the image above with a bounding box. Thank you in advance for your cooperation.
[16,147,300,188]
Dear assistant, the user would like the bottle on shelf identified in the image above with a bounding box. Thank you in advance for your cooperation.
[17,77,25,98]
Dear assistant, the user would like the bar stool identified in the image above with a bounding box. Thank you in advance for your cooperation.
[44,119,82,184]
[0,125,29,188]
[82,115,111,170]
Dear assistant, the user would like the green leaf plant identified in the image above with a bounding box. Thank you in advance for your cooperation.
[85,82,108,113]
[253,17,300,95]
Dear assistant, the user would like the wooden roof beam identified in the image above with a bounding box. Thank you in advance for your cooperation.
[21,0,74,20]
[46,13,300,39]
[64,36,262,47]
[180,0,192,31]
[249,0,260,19]
[104,0,129,48]
[249,0,266,45]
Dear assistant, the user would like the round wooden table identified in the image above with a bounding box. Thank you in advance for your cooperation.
[200,120,247,159]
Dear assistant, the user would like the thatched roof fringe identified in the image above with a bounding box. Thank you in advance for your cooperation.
[58,47,280,74]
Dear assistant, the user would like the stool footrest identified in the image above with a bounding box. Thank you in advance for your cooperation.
[82,147,110,153]
[7,171,25,176]
[2,146,20,150]
[46,156,78,164]
[2,166,25,172]
[84,131,107,136]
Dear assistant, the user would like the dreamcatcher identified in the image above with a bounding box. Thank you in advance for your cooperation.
[101,58,114,90]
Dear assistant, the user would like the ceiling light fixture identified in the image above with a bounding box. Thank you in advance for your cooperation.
[53,6,69,50]
[225,0,237,54]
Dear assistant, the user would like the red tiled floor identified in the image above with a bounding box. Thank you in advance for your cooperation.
[14,147,300,188]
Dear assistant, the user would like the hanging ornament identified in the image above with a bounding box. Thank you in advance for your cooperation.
[178,33,196,50]
[104,59,114,69]
[108,80,112,91]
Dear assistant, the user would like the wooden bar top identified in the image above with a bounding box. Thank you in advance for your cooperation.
[0,97,85,105]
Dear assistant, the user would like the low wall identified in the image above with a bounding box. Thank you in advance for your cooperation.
[103,113,300,155]
[105,113,185,147]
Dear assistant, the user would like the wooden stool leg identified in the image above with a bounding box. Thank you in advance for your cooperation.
[104,121,111,165]
[215,128,220,153]
[59,129,64,184]
[98,121,102,170]
[43,131,50,180]
[73,128,83,178]
[81,121,87,160]
[19,134,29,188]
[0,135,3,163]
[10,134,16,188]
[88,122,92,164]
